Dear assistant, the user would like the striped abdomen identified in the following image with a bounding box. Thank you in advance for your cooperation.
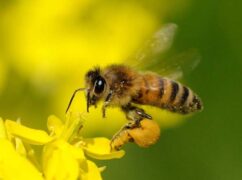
[132,74,203,114]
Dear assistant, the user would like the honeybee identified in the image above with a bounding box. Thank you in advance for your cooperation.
[66,23,203,150]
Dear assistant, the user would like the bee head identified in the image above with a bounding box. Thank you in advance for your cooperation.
[85,67,106,111]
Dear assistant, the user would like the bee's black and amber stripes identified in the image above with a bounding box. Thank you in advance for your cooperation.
[132,74,203,114]
[170,81,179,103]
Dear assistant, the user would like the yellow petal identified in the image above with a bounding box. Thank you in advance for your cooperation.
[83,138,125,160]
[42,140,81,180]
[0,118,6,139]
[0,139,43,180]
[70,145,86,161]
[98,166,106,173]
[47,115,64,137]
[25,143,42,171]
[15,137,27,156]
[5,120,53,145]
[80,160,102,180]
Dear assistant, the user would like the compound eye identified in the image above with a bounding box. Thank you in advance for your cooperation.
[94,77,105,94]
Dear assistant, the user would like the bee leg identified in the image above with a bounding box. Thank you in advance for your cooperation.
[102,91,113,118]
[110,121,137,151]
[121,103,152,121]
[102,104,107,118]
[135,108,152,120]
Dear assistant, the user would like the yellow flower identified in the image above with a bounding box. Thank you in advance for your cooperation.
[0,113,125,180]
[0,118,43,180]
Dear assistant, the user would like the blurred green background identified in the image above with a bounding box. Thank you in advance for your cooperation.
[0,0,241,179]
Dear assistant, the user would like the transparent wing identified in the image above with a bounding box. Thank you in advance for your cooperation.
[144,48,201,80]
[126,23,201,80]
[127,23,178,68]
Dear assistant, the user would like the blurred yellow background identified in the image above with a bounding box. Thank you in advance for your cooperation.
[0,0,187,135]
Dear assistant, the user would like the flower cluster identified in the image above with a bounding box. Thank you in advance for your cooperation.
[0,113,125,180]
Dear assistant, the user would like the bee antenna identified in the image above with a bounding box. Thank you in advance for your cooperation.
[66,88,86,113]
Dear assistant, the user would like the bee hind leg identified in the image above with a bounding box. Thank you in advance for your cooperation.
[111,104,152,151]
[121,103,152,122]
[110,121,137,151]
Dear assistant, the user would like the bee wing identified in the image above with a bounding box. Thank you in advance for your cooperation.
[145,48,201,80]
[126,23,201,80]
[127,23,178,68]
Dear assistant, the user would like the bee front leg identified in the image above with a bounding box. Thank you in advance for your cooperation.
[102,91,113,118]
[121,103,152,121]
